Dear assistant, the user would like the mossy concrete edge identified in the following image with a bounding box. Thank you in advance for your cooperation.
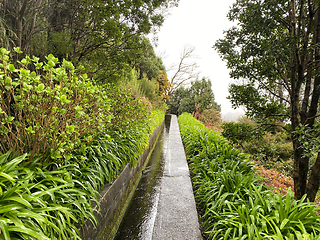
[80,120,165,240]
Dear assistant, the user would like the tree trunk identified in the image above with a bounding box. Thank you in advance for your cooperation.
[23,0,43,52]
[304,1,320,202]
[292,97,309,199]
[306,153,320,202]
[16,0,28,48]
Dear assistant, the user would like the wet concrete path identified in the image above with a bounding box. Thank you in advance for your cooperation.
[114,115,201,240]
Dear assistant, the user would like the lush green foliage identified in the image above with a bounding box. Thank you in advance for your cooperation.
[2,0,177,83]
[0,48,166,238]
[0,48,111,163]
[222,118,260,146]
[167,77,221,116]
[0,108,165,240]
[120,68,165,110]
[133,38,167,80]
[214,0,320,200]
[178,113,320,239]
[0,151,98,240]
[222,118,294,176]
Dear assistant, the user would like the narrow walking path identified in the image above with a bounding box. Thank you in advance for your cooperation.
[151,115,201,240]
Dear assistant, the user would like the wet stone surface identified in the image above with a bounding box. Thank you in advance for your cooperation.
[114,115,201,240]
[113,119,169,239]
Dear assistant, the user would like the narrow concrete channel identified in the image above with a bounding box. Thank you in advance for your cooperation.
[113,115,201,240]
[113,116,170,239]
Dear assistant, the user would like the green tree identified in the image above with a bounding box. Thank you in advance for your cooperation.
[1,0,50,55]
[166,86,188,115]
[215,0,320,201]
[1,0,179,82]
[133,38,166,80]
[46,0,179,82]
[167,77,221,115]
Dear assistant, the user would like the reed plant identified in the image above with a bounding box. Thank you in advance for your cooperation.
[178,113,320,239]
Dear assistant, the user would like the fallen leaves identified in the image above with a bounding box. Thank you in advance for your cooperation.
[253,165,294,196]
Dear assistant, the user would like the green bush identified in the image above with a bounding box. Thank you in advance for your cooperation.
[243,131,294,174]
[0,48,111,163]
[222,117,260,145]
[222,117,294,176]
[120,68,164,110]
[178,113,320,240]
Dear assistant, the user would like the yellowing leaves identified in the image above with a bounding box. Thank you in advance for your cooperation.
[156,70,171,101]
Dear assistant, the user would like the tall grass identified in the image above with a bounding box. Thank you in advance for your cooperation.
[178,113,320,240]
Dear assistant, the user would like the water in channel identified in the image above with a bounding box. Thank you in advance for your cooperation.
[113,117,171,240]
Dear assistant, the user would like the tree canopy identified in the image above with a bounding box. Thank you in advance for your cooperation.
[1,0,178,82]
[215,0,320,201]
[167,77,221,116]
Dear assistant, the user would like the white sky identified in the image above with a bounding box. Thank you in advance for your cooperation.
[154,0,245,121]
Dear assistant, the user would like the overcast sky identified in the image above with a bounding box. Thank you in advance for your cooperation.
[154,0,245,121]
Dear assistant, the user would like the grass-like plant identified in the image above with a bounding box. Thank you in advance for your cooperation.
[0,150,98,240]
[0,107,165,239]
[178,113,320,240]
[0,47,166,239]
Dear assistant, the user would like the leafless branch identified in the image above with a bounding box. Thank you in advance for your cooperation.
[167,45,199,94]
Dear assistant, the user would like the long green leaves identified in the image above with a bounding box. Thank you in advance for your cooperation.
[178,113,320,239]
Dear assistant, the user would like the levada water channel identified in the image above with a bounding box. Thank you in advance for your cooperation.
[112,116,171,239]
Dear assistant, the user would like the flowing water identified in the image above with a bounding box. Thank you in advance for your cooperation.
[113,117,171,240]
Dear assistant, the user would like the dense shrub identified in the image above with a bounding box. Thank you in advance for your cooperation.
[222,117,294,176]
[222,117,260,145]
[0,48,111,163]
[194,107,222,132]
[243,131,294,174]
[178,113,320,240]
[120,68,165,111]
[0,48,166,239]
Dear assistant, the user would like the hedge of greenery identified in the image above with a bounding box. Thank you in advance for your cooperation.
[0,48,165,240]
[178,113,320,240]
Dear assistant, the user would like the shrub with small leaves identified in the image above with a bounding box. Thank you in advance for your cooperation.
[0,48,111,163]
[105,83,149,132]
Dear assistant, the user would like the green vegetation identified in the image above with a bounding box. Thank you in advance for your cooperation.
[2,0,178,83]
[178,113,320,239]
[0,48,111,162]
[214,0,320,201]
[0,1,174,239]
[222,117,294,176]
[167,77,221,116]
[0,48,166,239]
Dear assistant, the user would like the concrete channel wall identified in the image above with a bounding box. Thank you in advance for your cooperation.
[80,120,165,240]
[151,114,202,239]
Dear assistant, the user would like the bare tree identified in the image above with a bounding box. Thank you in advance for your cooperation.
[167,45,199,95]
